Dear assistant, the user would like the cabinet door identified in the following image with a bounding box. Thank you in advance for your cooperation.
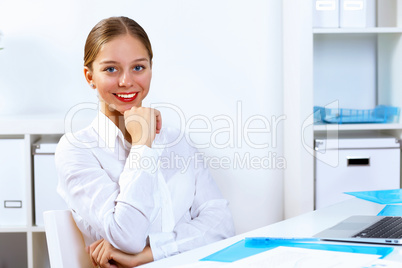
[0,139,27,225]
[315,148,400,209]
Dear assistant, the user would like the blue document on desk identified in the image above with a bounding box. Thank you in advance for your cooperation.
[200,238,394,263]
[377,205,402,216]
[344,189,402,204]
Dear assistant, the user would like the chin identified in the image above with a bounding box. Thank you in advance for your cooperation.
[119,104,137,115]
[106,101,142,115]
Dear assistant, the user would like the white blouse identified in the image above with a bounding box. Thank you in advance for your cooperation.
[55,111,235,261]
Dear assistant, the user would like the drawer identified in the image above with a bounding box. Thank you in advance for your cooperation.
[315,147,400,209]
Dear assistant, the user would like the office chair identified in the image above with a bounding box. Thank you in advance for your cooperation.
[43,210,92,268]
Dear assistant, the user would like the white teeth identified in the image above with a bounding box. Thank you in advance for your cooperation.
[116,93,137,98]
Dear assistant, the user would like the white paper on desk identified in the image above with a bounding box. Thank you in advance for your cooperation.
[174,261,229,267]
[361,259,402,268]
[225,246,381,268]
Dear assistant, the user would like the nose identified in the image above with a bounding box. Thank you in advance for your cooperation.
[119,71,133,87]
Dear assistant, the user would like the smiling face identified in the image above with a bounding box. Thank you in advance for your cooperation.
[84,34,152,117]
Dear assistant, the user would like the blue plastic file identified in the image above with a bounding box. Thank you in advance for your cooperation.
[245,237,320,246]
[344,189,402,204]
[377,205,402,216]
[200,238,394,263]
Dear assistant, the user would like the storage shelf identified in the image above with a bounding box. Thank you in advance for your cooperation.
[314,123,402,131]
[313,27,402,34]
[0,226,46,233]
[0,226,29,233]
[31,226,45,232]
[0,114,94,135]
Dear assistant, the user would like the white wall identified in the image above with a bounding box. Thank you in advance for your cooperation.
[0,0,284,234]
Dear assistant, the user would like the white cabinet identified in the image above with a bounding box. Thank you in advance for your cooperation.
[0,114,91,268]
[283,0,402,218]
[0,134,55,268]
[313,0,402,123]
[313,1,402,209]
[315,134,401,209]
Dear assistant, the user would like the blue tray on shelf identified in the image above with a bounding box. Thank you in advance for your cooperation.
[314,105,400,124]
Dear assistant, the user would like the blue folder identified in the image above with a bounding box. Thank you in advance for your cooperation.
[377,205,402,216]
[344,189,402,204]
[200,239,394,263]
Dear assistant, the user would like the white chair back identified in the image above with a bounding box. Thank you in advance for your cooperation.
[43,210,92,268]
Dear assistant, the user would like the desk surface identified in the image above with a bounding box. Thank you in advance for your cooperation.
[143,198,402,267]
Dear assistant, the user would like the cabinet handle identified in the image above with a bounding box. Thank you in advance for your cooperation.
[343,1,364,11]
[316,1,336,11]
[347,157,370,166]
[4,200,22,208]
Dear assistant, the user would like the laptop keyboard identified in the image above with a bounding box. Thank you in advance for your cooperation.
[353,217,402,238]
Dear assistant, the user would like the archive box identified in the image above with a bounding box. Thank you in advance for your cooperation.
[315,133,400,209]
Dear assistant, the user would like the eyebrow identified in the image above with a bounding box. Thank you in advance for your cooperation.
[99,58,149,65]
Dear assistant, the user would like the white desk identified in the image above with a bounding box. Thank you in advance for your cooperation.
[142,198,402,267]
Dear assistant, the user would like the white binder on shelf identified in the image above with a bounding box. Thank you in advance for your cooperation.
[33,137,67,226]
[313,0,340,28]
[0,139,27,226]
[340,0,376,28]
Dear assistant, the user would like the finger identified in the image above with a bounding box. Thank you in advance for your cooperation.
[155,109,162,134]
[89,239,103,252]
[97,242,105,267]
[88,241,100,267]
[90,239,104,267]
[91,245,101,267]
[99,243,112,268]
[124,105,137,115]
[89,247,98,267]
[97,240,111,267]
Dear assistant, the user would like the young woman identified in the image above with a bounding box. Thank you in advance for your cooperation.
[55,16,235,267]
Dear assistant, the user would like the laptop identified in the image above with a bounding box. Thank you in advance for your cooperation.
[313,215,402,245]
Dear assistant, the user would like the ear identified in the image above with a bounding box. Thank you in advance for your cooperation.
[84,66,94,87]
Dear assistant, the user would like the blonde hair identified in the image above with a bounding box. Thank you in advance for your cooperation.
[84,16,153,70]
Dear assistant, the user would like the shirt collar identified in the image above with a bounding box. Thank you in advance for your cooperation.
[91,111,128,152]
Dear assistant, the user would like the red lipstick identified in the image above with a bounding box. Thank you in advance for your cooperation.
[113,92,138,102]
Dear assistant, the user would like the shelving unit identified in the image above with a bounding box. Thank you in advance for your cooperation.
[311,0,402,210]
[313,1,402,136]
[0,114,93,268]
[283,0,402,218]
[314,123,402,132]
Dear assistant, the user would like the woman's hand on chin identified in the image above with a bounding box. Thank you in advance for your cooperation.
[124,106,162,147]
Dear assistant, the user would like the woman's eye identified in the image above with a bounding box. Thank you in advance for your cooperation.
[105,67,116,73]
[133,65,144,72]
